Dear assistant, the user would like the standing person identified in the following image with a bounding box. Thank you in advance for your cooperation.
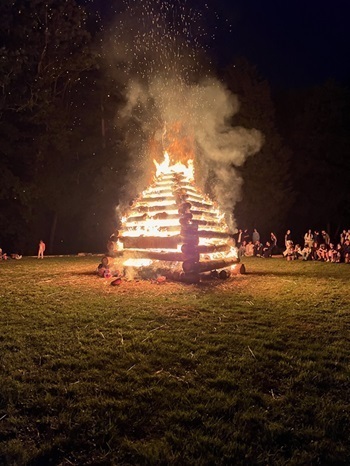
[304,229,314,248]
[340,229,347,245]
[314,230,322,247]
[284,229,292,247]
[38,240,46,259]
[270,232,277,255]
[243,229,250,243]
[252,228,260,244]
[236,229,243,247]
[321,230,330,246]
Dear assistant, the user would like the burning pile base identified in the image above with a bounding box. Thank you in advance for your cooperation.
[99,254,245,284]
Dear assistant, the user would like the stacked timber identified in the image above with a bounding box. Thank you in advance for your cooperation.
[114,160,240,282]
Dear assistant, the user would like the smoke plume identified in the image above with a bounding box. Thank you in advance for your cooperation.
[104,0,263,230]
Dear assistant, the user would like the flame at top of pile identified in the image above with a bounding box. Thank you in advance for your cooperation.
[154,151,194,182]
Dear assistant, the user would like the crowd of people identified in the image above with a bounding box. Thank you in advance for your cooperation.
[235,228,350,263]
[0,248,22,260]
[0,240,45,260]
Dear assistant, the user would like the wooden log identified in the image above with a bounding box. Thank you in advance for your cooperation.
[178,202,192,214]
[183,256,239,273]
[182,253,200,263]
[179,217,190,226]
[121,235,180,249]
[123,224,181,233]
[190,210,218,219]
[196,244,230,254]
[182,260,200,273]
[198,230,230,239]
[181,244,199,255]
[187,200,213,209]
[141,196,173,203]
[122,249,184,261]
[180,234,199,245]
[229,263,246,275]
[180,224,198,235]
[216,263,246,278]
[193,219,221,228]
[136,204,178,213]
[219,269,230,280]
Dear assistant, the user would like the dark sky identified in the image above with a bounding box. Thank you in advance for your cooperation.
[202,0,350,88]
[92,0,350,89]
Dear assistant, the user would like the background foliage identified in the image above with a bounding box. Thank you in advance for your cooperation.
[1,1,350,254]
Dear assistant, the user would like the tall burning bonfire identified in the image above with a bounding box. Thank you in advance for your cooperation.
[107,146,242,283]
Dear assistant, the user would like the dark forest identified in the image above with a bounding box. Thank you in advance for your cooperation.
[1,0,350,255]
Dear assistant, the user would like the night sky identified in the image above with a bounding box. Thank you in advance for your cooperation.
[89,0,350,89]
[208,0,350,88]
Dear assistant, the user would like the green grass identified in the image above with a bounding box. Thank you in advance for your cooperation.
[0,256,350,465]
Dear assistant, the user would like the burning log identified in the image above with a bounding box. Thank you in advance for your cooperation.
[136,204,178,213]
[122,249,184,261]
[179,213,193,224]
[121,236,180,249]
[180,224,198,235]
[183,256,239,274]
[181,243,199,255]
[196,244,230,254]
[180,234,200,245]
[178,202,192,214]
[198,230,230,239]
[228,263,246,275]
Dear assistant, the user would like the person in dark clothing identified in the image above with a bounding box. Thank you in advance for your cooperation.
[253,241,263,257]
[341,240,350,263]
[243,229,250,243]
[270,232,278,255]
[236,229,243,247]
[263,241,273,258]
[314,230,322,247]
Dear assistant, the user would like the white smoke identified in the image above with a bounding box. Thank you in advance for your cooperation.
[118,75,263,228]
[105,1,263,229]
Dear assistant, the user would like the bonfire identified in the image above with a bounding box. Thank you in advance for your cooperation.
[105,146,243,283]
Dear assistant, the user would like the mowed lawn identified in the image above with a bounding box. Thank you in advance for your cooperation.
[0,256,349,465]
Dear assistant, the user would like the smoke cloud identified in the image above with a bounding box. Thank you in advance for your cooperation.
[104,0,263,230]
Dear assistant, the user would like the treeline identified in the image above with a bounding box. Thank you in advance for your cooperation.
[1,0,350,254]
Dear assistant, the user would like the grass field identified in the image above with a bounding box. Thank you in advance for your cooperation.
[0,256,349,465]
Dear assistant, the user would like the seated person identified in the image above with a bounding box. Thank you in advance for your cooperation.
[341,240,350,263]
[301,244,312,261]
[283,241,295,260]
[294,244,302,259]
[245,241,254,257]
[262,241,273,258]
[253,241,263,257]
[10,253,22,260]
[316,244,328,261]
[97,256,112,278]
[335,243,343,262]
[238,241,246,258]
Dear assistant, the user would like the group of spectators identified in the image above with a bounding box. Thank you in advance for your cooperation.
[236,229,278,259]
[0,248,22,260]
[235,228,350,263]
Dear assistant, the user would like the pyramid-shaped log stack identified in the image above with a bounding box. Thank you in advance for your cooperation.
[113,159,240,282]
